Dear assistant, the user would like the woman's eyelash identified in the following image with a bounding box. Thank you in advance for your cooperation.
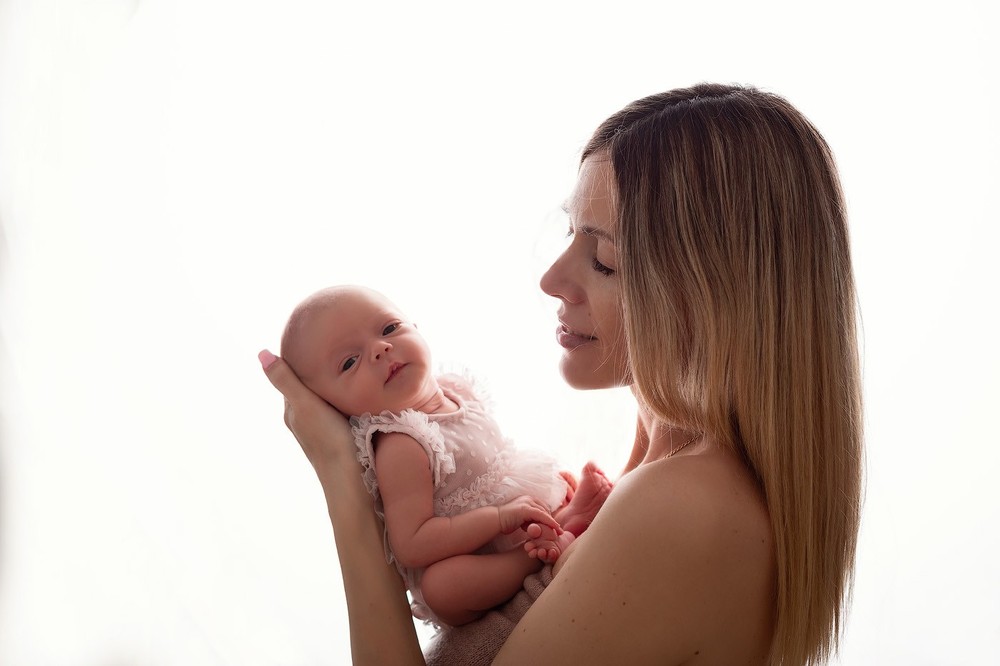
[592,257,615,276]
[565,225,614,276]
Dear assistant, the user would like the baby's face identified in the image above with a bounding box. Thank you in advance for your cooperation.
[291,288,437,417]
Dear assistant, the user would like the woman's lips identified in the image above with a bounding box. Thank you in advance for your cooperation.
[556,324,596,350]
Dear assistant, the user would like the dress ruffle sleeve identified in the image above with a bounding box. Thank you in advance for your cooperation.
[437,372,489,408]
[350,409,458,565]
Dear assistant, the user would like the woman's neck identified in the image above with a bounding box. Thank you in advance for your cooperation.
[628,404,703,468]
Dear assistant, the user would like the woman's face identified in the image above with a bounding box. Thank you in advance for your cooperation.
[540,155,631,390]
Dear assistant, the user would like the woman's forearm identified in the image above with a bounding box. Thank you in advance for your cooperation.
[259,352,426,664]
[315,458,425,666]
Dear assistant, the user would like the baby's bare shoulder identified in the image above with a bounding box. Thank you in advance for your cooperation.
[372,431,431,472]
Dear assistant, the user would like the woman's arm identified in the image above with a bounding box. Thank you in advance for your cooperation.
[494,455,775,665]
[259,351,424,666]
[262,350,757,664]
[376,432,560,568]
[493,466,703,663]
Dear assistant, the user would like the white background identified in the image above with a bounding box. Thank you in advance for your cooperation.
[1,1,997,664]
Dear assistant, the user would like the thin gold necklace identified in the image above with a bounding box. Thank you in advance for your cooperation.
[664,432,699,459]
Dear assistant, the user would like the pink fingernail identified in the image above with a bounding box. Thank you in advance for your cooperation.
[258,349,277,369]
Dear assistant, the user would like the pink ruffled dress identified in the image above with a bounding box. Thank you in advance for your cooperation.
[351,374,567,626]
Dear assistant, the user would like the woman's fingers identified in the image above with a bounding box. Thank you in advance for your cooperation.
[259,349,353,465]
[260,349,332,427]
[259,350,317,405]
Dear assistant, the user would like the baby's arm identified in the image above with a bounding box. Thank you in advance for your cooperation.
[374,432,560,569]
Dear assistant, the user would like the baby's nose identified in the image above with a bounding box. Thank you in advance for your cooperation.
[372,341,393,361]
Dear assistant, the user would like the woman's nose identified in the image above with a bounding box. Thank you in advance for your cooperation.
[371,340,393,361]
[540,249,582,304]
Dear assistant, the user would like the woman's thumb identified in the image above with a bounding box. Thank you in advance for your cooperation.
[259,349,279,370]
[259,349,307,401]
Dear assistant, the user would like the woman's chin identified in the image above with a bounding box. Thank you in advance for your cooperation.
[559,358,624,391]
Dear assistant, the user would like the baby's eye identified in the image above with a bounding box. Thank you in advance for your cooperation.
[382,323,400,335]
[341,356,357,372]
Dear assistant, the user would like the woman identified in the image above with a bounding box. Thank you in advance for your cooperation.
[260,83,863,665]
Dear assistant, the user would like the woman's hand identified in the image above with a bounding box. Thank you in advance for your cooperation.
[258,350,353,473]
[260,350,424,665]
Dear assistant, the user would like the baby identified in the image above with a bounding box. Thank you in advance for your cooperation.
[279,285,612,627]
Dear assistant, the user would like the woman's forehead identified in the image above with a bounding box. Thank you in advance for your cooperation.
[565,157,616,233]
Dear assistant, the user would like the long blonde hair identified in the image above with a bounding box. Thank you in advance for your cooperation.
[584,84,863,665]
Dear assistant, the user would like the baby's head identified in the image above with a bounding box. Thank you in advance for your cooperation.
[281,285,438,417]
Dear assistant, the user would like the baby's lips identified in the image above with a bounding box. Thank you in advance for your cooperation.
[385,362,405,383]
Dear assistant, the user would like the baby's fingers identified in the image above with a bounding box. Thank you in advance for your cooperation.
[525,508,562,533]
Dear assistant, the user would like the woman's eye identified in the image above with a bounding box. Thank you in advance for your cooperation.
[382,323,400,335]
[592,257,616,276]
[341,356,357,372]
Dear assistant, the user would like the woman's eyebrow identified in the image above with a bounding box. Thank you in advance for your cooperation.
[579,225,615,242]
[563,202,616,243]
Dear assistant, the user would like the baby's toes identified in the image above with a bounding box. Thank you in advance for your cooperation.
[524,541,548,560]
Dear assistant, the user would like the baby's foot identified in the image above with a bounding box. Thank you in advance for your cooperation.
[523,522,576,563]
[558,470,579,508]
[558,461,613,537]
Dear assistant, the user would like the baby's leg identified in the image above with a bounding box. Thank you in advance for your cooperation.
[552,461,613,537]
[420,549,544,627]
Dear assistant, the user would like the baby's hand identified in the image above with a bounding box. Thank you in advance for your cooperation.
[524,522,575,563]
[497,496,562,535]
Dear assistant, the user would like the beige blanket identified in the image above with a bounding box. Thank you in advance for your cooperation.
[423,565,554,665]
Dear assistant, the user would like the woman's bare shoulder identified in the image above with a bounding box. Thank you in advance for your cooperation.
[614,447,772,547]
[596,448,773,591]
[496,450,775,665]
